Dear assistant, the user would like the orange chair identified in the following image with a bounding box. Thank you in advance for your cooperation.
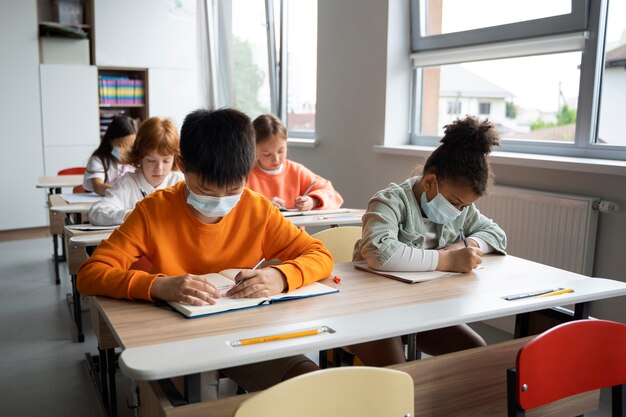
[57,167,86,193]
[507,319,626,417]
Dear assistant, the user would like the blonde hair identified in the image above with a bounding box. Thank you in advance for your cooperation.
[126,117,180,169]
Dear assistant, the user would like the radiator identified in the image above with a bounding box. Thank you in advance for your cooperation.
[474,185,599,276]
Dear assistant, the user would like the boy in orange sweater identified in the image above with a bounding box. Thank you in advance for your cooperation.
[246,114,344,210]
[78,108,333,395]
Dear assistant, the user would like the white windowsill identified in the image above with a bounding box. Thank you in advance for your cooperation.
[374,145,626,177]
[288,138,318,148]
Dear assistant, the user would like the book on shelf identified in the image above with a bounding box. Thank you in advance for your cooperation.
[167,270,339,318]
[353,261,455,283]
[98,75,144,106]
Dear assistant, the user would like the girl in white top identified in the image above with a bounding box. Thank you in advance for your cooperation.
[89,117,184,226]
[84,116,137,195]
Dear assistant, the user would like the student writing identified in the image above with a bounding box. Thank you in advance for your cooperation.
[89,117,184,226]
[350,116,507,366]
[77,108,333,397]
[246,114,344,211]
[83,116,137,196]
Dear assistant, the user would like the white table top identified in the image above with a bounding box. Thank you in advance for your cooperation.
[287,209,364,227]
[36,174,83,189]
[115,256,626,380]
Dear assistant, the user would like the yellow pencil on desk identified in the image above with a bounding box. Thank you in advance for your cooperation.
[230,326,334,347]
[537,288,574,298]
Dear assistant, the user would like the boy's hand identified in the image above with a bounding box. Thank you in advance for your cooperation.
[437,247,484,273]
[226,267,287,299]
[294,195,318,211]
[270,196,286,208]
[151,274,221,305]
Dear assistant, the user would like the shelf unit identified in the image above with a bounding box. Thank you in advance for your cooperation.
[97,67,149,136]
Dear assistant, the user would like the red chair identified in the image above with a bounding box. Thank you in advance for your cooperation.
[57,167,86,193]
[507,319,626,416]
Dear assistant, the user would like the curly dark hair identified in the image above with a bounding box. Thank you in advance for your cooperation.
[420,116,500,196]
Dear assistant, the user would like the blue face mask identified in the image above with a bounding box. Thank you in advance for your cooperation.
[111,147,122,161]
[186,187,242,217]
[420,181,462,224]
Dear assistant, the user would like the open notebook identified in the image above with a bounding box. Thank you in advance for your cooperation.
[167,269,339,318]
[353,261,455,283]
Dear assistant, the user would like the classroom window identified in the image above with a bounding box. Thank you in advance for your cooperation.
[409,0,626,160]
[478,102,491,115]
[208,0,317,139]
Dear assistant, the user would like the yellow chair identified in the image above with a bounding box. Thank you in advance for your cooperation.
[233,367,414,417]
[311,226,364,366]
[310,226,362,262]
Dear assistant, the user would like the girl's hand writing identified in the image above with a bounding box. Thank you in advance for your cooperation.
[270,196,286,208]
[150,274,221,305]
[437,247,484,273]
[295,195,318,211]
[226,267,287,299]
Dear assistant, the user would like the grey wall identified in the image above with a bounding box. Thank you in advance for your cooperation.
[290,0,626,323]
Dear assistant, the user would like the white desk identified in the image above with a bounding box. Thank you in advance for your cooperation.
[286,209,364,227]
[105,256,626,381]
[36,174,84,194]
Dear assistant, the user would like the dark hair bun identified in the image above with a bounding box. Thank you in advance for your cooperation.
[440,116,500,155]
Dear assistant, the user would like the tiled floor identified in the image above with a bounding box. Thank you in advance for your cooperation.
[0,236,614,416]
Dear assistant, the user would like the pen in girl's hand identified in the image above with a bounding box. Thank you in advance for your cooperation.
[233,258,265,288]
[301,181,316,198]
[459,228,468,247]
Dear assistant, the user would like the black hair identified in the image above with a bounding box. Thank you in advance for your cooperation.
[90,116,137,180]
[180,108,256,188]
[421,116,500,196]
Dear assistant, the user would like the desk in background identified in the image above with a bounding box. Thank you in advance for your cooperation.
[286,209,364,228]
[89,256,626,416]
[36,174,83,195]
[47,194,97,284]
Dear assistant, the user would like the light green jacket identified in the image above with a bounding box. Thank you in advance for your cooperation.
[354,177,507,266]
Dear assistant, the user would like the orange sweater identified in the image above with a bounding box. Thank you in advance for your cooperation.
[246,160,344,210]
[77,182,334,301]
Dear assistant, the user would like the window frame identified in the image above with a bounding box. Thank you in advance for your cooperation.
[408,0,626,161]
[265,0,316,140]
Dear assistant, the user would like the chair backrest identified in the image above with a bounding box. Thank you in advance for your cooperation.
[234,367,414,417]
[57,167,85,175]
[510,319,626,412]
[311,226,362,262]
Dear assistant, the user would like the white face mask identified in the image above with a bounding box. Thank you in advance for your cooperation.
[111,147,122,161]
[420,181,463,224]
[186,187,242,217]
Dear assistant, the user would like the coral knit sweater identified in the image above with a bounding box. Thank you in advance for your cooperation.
[246,160,344,210]
[77,182,334,301]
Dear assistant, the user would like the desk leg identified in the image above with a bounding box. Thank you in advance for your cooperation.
[107,348,118,417]
[574,302,590,320]
[70,274,85,343]
[157,373,202,406]
[53,233,60,285]
[184,374,201,403]
[513,313,530,338]
[613,384,625,417]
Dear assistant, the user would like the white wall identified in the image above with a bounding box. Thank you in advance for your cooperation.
[598,67,626,145]
[289,0,626,323]
[0,1,46,230]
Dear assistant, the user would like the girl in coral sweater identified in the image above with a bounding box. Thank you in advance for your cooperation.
[246,114,343,211]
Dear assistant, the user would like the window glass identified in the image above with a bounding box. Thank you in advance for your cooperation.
[286,0,317,135]
[231,0,271,118]
[597,0,626,146]
[415,52,581,141]
[421,0,571,36]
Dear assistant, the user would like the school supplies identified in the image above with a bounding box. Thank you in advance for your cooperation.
[281,208,351,217]
[459,228,468,247]
[353,261,454,283]
[230,326,334,347]
[301,181,316,198]
[60,193,103,204]
[538,288,574,298]
[233,258,265,288]
[167,270,338,318]
[503,288,561,301]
